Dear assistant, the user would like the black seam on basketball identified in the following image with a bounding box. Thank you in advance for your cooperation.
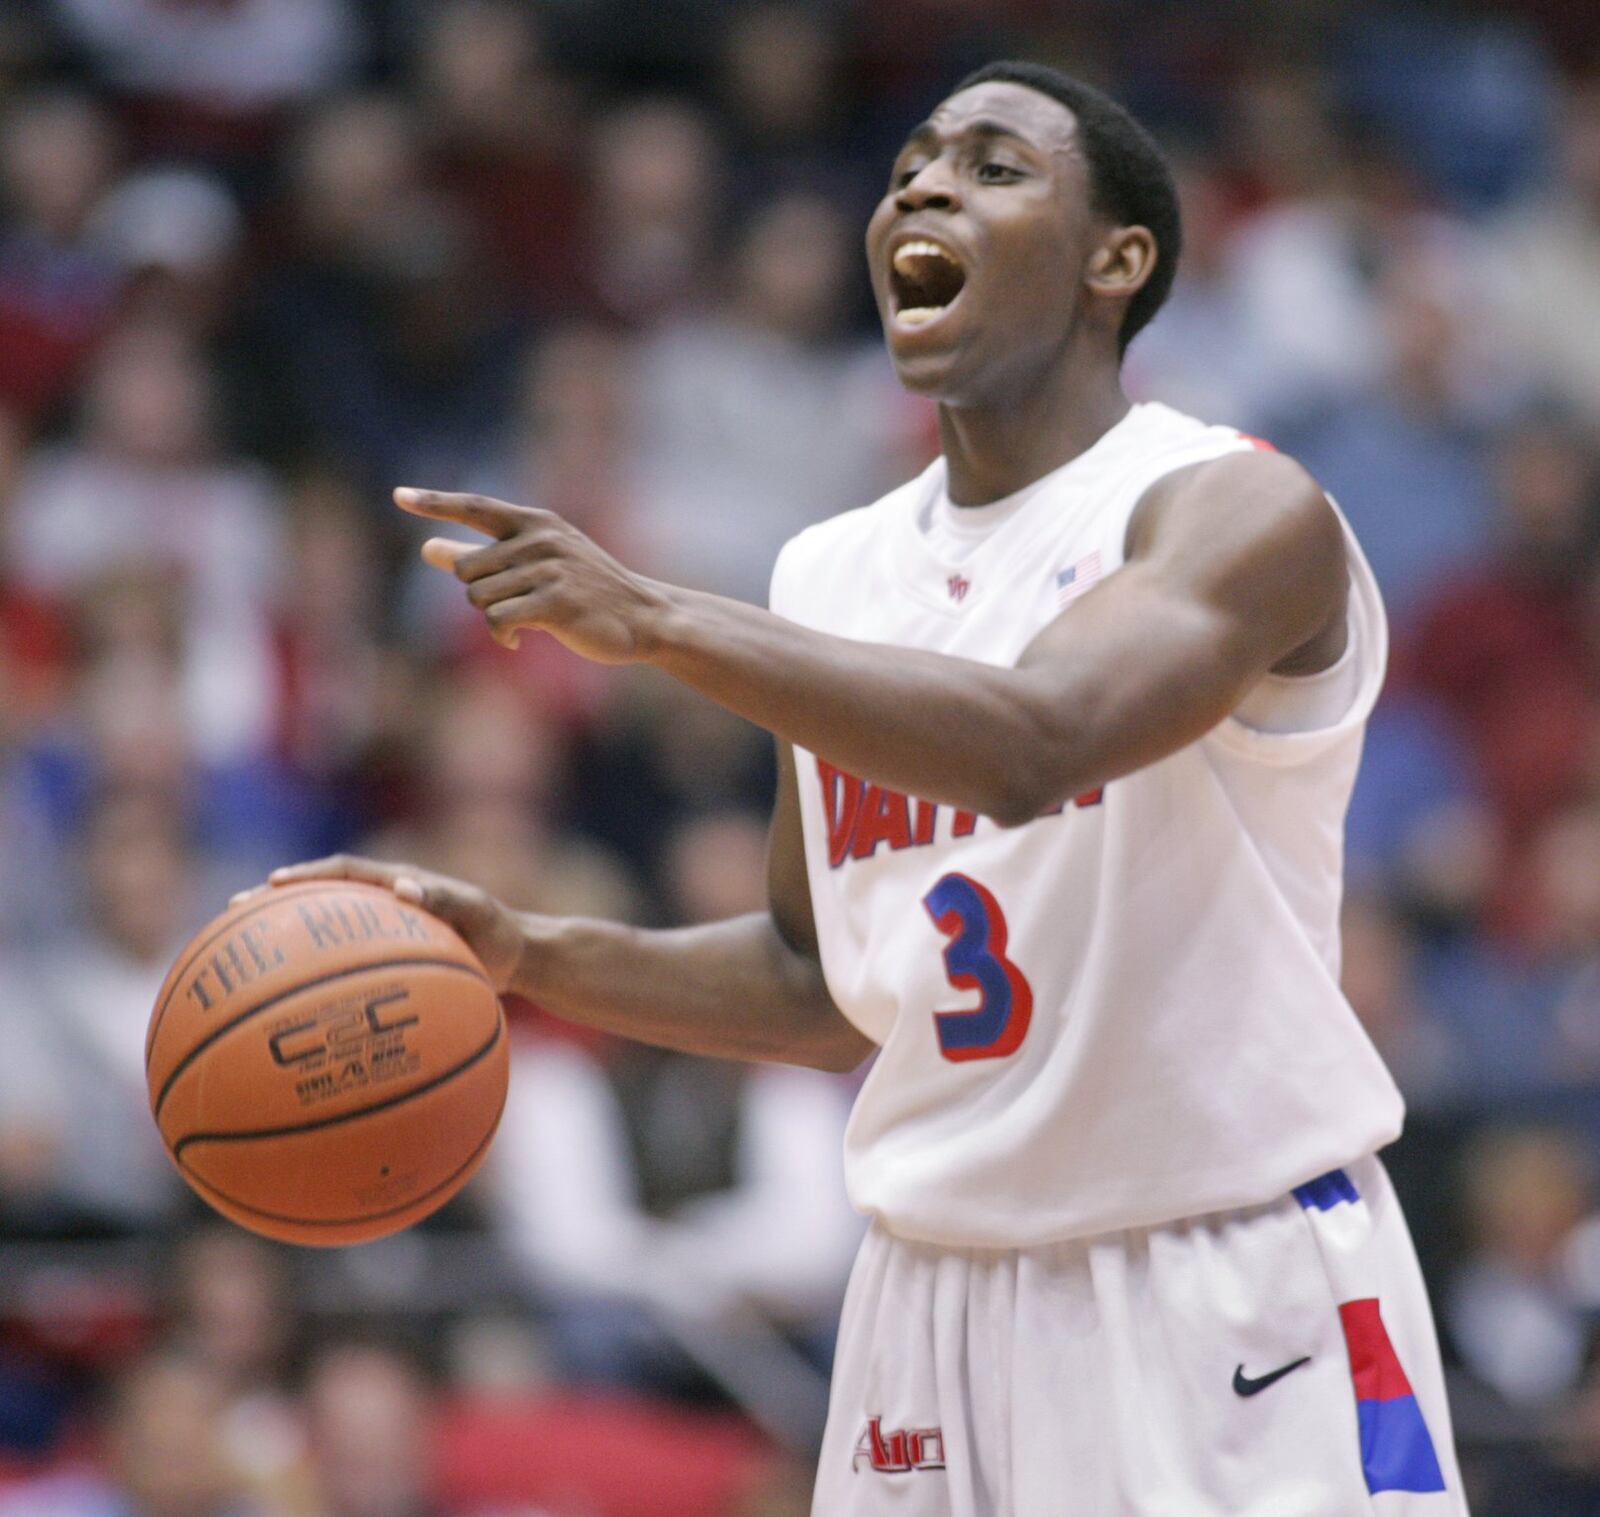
[147,882,347,1071]
[178,1084,508,1231]
[170,1011,503,1157]
[153,956,493,1120]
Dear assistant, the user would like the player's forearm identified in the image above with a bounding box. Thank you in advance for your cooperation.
[510,909,871,1073]
[644,587,1088,825]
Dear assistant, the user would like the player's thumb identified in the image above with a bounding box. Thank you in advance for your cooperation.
[420,537,473,573]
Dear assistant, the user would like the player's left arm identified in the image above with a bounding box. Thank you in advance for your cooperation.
[401,451,1345,826]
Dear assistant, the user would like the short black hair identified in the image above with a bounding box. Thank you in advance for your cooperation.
[952,61,1182,353]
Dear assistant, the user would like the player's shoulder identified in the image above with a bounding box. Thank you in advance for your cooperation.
[1130,404,1325,514]
[1130,399,1276,465]
[769,459,941,614]
[1130,417,1343,583]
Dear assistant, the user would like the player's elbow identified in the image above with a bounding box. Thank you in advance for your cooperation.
[980,745,1070,828]
[978,691,1087,828]
[985,780,1051,829]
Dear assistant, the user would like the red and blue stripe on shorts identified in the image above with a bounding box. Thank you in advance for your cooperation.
[1293,1170,1448,1496]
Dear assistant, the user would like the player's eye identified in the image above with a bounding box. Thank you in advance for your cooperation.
[976,161,1023,183]
[894,162,926,190]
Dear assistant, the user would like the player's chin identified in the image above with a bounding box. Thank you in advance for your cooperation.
[884,323,966,394]
[885,339,979,400]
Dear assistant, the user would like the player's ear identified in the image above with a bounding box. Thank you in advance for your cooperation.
[1085,225,1157,303]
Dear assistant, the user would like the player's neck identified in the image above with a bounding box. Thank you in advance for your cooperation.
[937,360,1131,508]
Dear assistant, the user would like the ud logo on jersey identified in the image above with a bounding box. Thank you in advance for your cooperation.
[853,1418,946,1474]
[946,573,971,602]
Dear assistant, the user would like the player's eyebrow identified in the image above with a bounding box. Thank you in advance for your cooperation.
[899,117,1040,154]
[962,118,1039,147]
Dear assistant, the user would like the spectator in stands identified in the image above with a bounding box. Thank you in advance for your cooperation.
[362,668,636,922]
[1524,801,1600,1082]
[162,1231,310,1517]
[302,1345,450,1517]
[1531,1363,1600,1516]
[6,320,284,765]
[474,323,638,545]
[47,0,359,166]
[1124,156,1260,426]
[0,91,122,424]
[1216,66,1386,425]
[1343,691,1492,913]
[410,0,586,316]
[166,1230,295,1398]
[25,621,323,886]
[716,3,859,212]
[408,324,638,721]
[238,93,412,475]
[90,167,243,336]
[1488,73,1600,430]
[85,164,268,469]
[567,674,776,890]
[271,469,388,796]
[1447,1127,1598,1409]
[0,789,195,1230]
[0,1353,258,1517]
[0,635,67,948]
[248,95,519,496]
[1280,246,1505,623]
[1407,413,1600,869]
[1411,847,1563,1103]
[630,190,912,602]
[1339,888,1468,1111]
[1339,6,1555,210]
[583,100,720,328]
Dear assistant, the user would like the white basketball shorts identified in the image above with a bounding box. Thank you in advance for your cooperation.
[813,1155,1467,1516]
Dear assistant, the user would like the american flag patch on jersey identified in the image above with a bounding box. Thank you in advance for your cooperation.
[1055,551,1103,608]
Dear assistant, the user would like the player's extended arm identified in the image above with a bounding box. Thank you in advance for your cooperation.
[266,744,874,1073]
[402,447,1347,826]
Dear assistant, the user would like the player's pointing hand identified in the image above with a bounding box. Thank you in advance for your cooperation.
[394,488,673,664]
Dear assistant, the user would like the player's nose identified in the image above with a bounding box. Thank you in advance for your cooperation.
[895,158,961,215]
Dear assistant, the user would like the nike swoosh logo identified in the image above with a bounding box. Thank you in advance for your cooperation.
[1233,1356,1311,1397]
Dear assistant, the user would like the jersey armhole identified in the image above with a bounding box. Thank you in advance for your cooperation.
[1208,504,1389,765]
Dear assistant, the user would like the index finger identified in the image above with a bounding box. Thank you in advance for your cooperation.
[393,488,527,540]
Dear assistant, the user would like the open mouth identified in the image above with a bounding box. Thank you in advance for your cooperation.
[889,239,967,326]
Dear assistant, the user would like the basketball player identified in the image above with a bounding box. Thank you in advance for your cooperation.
[270,62,1467,1515]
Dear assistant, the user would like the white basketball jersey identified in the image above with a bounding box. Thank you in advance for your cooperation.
[769,401,1404,1249]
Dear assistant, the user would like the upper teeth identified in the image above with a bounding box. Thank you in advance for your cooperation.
[893,239,958,274]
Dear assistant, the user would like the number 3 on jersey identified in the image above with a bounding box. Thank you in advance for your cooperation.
[923,872,1033,1061]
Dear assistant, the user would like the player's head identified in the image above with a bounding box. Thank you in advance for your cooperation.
[866,60,1180,403]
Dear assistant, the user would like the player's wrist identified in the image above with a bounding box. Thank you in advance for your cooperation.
[627,579,698,665]
[506,910,568,1002]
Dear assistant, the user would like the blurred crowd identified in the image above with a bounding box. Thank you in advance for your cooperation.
[0,0,1598,1512]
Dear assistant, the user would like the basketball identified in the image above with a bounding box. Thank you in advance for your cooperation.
[146,880,509,1247]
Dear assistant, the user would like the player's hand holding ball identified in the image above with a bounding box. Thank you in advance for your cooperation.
[265,855,527,990]
[147,859,523,1247]
[399,487,671,661]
